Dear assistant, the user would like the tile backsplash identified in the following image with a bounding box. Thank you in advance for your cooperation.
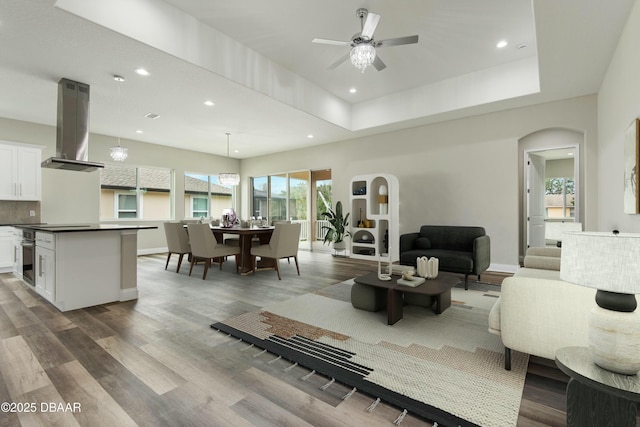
[0,201,41,224]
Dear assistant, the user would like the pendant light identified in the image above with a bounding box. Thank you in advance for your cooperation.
[218,133,240,186]
[110,75,128,161]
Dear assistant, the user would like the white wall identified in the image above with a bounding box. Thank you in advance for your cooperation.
[598,0,640,232]
[241,95,598,271]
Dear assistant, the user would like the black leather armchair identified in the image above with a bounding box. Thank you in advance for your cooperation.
[399,225,491,290]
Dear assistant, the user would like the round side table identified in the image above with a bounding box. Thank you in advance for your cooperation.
[555,346,640,427]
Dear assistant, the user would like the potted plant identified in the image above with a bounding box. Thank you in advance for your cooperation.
[321,201,351,252]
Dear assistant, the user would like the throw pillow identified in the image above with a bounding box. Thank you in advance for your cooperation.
[415,237,431,249]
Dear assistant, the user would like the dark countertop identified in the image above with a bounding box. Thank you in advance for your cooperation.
[13,224,158,233]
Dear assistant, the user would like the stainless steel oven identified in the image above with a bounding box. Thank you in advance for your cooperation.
[21,229,35,286]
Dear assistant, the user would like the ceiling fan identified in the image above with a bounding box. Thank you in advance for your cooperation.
[312,8,419,73]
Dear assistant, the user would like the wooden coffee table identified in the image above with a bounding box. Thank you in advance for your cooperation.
[353,272,459,325]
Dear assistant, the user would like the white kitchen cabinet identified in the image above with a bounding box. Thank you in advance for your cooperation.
[13,228,22,278]
[0,227,13,272]
[0,142,42,201]
[35,232,55,302]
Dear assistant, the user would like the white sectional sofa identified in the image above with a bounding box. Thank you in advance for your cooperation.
[488,247,596,370]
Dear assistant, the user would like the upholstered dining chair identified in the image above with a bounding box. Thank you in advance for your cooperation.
[250,222,301,280]
[187,223,241,280]
[163,222,191,273]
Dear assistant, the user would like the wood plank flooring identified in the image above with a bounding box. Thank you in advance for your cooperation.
[0,251,573,426]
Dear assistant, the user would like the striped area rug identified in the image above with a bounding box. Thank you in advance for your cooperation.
[212,279,528,427]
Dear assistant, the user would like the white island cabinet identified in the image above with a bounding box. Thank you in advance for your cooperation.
[25,224,156,312]
[0,227,14,272]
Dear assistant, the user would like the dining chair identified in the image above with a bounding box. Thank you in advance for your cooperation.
[163,222,191,273]
[187,223,241,280]
[250,222,301,280]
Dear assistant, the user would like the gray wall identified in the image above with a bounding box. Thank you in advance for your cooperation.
[598,0,640,233]
[240,95,598,271]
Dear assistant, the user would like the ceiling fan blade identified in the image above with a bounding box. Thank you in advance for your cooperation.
[376,35,419,48]
[312,38,351,46]
[361,12,380,39]
[328,52,351,70]
[372,55,386,71]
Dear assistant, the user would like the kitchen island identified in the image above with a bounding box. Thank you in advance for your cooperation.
[15,224,156,311]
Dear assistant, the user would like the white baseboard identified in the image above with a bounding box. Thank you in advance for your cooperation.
[488,263,518,274]
[138,247,167,256]
[120,287,138,301]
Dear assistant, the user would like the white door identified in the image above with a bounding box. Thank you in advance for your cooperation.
[527,153,546,247]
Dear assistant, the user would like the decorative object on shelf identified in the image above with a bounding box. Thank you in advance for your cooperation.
[384,229,389,253]
[624,118,639,214]
[321,201,352,251]
[357,208,364,227]
[378,184,388,215]
[218,133,240,186]
[560,231,640,375]
[417,256,439,279]
[377,253,391,281]
[110,75,128,162]
[353,186,366,195]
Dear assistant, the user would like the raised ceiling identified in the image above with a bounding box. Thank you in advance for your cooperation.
[0,0,635,158]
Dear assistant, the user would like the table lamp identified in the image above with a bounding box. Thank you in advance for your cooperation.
[560,231,640,375]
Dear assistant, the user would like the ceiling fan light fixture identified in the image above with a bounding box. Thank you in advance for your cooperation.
[350,43,376,73]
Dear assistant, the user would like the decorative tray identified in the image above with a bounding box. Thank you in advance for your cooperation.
[397,277,425,287]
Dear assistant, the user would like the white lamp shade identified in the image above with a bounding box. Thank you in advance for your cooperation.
[560,232,640,294]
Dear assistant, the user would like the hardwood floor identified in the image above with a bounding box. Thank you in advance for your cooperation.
[0,251,571,426]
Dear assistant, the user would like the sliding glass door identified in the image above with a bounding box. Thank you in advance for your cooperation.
[250,169,330,251]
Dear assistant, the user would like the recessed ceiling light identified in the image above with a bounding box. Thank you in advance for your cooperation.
[144,112,160,119]
[349,88,357,93]
[204,100,215,107]
[136,130,143,134]
[568,152,574,156]
[113,75,125,82]
[234,149,239,153]
[307,134,314,139]
[516,43,527,50]
[135,68,150,76]
[496,40,508,49]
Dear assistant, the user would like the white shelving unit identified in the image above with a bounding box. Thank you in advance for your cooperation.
[349,174,399,262]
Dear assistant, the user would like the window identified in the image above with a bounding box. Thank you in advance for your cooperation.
[100,164,173,220]
[545,177,575,219]
[184,173,233,219]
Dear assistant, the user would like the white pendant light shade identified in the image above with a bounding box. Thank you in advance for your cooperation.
[218,173,240,186]
[110,75,128,161]
[110,145,128,161]
[350,44,376,73]
[218,133,239,186]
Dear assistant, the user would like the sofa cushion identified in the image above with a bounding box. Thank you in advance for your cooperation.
[415,237,431,249]
[523,255,561,271]
[514,267,561,280]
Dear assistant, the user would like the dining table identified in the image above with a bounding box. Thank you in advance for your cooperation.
[210,226,275,275]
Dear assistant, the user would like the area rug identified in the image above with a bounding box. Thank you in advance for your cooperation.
[211,279,528,427]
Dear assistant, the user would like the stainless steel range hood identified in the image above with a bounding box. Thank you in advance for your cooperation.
[41,78,104,172]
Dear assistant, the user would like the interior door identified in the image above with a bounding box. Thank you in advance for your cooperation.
[527,153,546,247]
